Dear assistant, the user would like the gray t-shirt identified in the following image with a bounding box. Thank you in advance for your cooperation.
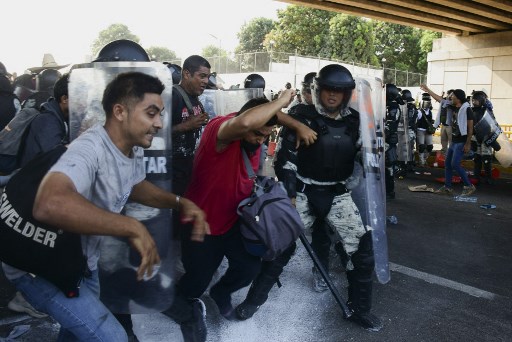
[2,124,146,279]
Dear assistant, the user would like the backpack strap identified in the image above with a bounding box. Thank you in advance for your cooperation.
[173,84,194,115]
[173,84,206,116]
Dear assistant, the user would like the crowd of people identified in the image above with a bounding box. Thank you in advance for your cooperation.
[383,82,500,200]
[0,39,503,342]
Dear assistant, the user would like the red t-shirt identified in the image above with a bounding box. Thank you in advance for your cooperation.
[185,114,261,235]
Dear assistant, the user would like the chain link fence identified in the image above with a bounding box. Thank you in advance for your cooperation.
[169,51,426,87]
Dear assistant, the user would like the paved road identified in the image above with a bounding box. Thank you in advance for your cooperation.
[1,164,511,341]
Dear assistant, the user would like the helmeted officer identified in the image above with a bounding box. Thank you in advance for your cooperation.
[237,64,383,332]
[384,83,403,199]
[244,73,266,90]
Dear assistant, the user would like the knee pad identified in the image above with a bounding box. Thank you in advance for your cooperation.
[418,144,426,153]
[427,144,433,152]
[351,232,375,272]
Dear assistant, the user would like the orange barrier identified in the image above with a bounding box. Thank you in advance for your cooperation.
[502,124,512,140]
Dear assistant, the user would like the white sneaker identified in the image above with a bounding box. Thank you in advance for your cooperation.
[461,184,476,197]
[8,292,48,318]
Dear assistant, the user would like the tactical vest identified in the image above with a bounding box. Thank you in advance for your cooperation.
[417,108,432,130]
[297,115,358,182]
[406,103,418,130]
[386,103,401,144]
[472,106,485,124]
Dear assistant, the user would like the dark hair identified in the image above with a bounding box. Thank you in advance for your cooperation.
[452,89,466,103]
[53,73,69,103]
[236,97,277,126]
[183,55,211,75]
[102,72,165,116]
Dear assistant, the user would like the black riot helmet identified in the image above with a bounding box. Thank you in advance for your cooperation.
[420,92,432,109]
[244,73,265,90]
[164,62,182,84]
[207,72,218,90]
[401,89,414,102]
[93,39,150,62]
[312,64,355,116]
[386,83,404,106]
[301,72,316,93]
[13,74,36,102]
[0,62,11,77]
[36,69,61,93]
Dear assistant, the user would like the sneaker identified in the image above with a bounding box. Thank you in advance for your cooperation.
[461,184,476,196]
[434,185,453,195]
[7,292,48,319]
[179,299,207,342]
[235,301,260,320]
[347,310,383,332]
[209,287,236,321]
[312,267,328,293]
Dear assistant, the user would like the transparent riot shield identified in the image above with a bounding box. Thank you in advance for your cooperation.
[396,104,410,162]
[199,88,263,118]
[69,62,175,313]
[474,111,512,168]
[348,77,389,284]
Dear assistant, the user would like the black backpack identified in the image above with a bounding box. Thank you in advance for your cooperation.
[0,107,40,174]
[0,145,87,297]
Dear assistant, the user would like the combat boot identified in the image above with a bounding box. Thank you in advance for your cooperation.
[345,279,383,332]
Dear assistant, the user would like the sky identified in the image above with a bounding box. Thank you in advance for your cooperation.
[1,0,288,76]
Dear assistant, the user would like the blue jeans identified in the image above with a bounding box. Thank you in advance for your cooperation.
[12,270,127,342]
[445,142,471,187]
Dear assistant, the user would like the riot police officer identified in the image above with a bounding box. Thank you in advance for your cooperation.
[416,93,435,166]
[384,83,403,199]
[235,64,383,332]
[471,91,497,184]
[396,89,418,176]
[244,73,266,90]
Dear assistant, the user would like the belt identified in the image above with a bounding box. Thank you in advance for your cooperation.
[296,179,348,195]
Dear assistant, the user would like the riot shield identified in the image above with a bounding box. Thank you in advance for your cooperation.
[474,111,512,168]
[69,62,175,314]
[348,77,390,284]
[199,88,263,117]
[396,104,410,162]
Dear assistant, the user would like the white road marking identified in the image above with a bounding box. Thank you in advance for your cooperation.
[389,262,497,300]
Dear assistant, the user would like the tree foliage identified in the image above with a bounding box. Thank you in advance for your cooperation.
[329,15,377,65]
[418,31,442,71]
[91,24,140,56]
[202,45,228,58]
[373,22,423,72]
[146,46,177,62]
[265,6,335,57]
[235,18,275,54]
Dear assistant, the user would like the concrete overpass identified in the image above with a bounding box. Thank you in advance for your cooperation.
[279,0,512,124]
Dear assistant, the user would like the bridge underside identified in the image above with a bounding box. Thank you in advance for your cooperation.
[279,0,512,36]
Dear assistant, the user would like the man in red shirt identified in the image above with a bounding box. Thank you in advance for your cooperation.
[164,90,296,342]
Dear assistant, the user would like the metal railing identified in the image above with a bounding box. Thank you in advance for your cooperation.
[168,51,426,87]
